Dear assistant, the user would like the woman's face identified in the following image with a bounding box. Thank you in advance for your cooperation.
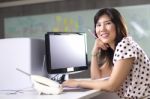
[95,14,116,49]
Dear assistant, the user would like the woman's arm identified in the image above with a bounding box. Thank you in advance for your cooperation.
[90,39,110,79]
[90,55,111,79]
[90,55,102,79]
[63,58,134,92]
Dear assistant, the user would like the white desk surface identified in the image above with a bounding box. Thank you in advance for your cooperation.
[0,88,102,99]
[0,78,108,99]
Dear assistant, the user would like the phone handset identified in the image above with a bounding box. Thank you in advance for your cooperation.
[31,75,63,95]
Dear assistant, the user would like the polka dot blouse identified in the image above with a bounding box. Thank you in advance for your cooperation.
[113,37,150,98]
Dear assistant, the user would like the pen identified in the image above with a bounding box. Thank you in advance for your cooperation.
[87,29,97,39]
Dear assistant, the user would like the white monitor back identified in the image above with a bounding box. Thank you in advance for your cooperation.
[0,38,46,90]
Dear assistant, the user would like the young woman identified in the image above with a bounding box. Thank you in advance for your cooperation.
[62,8,150,98]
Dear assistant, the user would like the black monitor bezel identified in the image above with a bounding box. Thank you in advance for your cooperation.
[45,32,88,74]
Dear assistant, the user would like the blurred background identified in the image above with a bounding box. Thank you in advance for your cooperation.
[1,0,150,61]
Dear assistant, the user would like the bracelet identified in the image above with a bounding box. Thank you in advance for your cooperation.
[91,53,98,56]
[91,50,100,57]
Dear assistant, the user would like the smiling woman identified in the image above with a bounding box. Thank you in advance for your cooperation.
[62,8,150,99]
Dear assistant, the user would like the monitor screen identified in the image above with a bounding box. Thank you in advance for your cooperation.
[45,32,88,74]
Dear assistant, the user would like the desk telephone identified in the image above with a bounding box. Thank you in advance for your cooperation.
[31,75,63,95]
[16,68,63,95]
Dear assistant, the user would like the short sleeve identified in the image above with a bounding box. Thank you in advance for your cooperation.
[113,37,137,63]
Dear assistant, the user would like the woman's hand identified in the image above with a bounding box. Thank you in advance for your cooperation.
[92,38,109,55]
[62,79,79,88]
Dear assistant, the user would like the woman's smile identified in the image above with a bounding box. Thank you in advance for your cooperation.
[101,32,109,39]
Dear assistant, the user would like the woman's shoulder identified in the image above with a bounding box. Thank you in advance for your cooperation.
[113,36,137,62]
[116,36,142,52]
[121,36,133,43]
[117,36,134,47]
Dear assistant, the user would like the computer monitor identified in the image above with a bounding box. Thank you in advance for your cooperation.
[45,32,88,75]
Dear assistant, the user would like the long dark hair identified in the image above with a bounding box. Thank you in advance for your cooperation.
[94,8,128,67]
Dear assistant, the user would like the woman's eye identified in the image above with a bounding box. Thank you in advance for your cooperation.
[105,22,111,25]
[96,24,101,27]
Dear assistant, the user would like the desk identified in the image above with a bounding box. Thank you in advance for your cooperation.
[0,78,109,99]
[0,88,102,99]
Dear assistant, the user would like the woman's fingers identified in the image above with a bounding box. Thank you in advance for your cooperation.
[96,39,109,50]
[92,39,109,55]
[101,45,107,50]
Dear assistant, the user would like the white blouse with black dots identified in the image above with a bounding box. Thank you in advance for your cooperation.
[113,37,150,98]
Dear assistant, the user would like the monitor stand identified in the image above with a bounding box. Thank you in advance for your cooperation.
[48,74,69,84]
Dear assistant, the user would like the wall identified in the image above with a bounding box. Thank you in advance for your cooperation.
[3,5,150,59]
[1,0,150,60]
[1,0,150,38]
